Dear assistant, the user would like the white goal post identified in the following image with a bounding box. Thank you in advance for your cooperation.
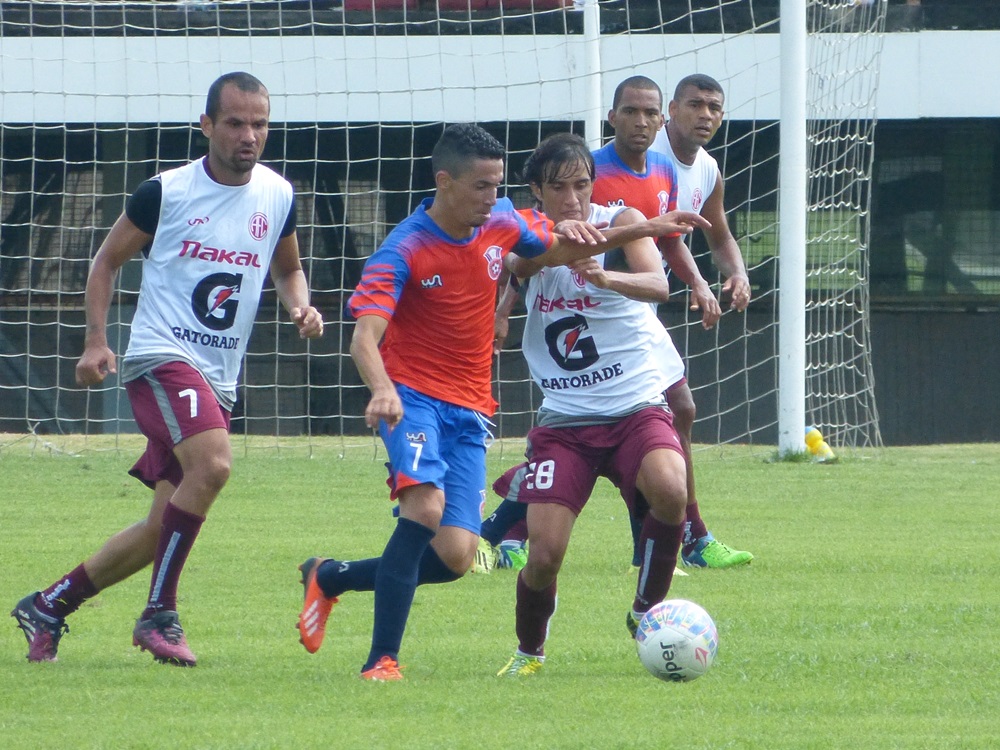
[0,0,883,454]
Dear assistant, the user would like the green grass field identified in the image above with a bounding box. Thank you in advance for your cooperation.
[1,435,998,749]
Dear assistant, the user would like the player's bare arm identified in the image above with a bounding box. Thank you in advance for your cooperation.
[349,313,403,429]
[571,207,670,303]
[76,214,152,387]
[542,209,709,267]
[269,234,325,338]
[702,175,751,311]
[659,234,722,329]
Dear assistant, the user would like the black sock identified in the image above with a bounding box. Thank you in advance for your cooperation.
[480,499,528,546]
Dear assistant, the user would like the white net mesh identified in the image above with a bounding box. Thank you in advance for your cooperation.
[0,0,882,452]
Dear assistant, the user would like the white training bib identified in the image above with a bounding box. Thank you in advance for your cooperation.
[124,158,293,404]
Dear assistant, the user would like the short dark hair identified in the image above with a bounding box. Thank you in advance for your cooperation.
[205,72,268,122]
[431,123,505,178]
[672,74,725,103]
[521,132,594,191]
[611,75,663,111]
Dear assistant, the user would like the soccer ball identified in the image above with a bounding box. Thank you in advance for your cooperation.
[634,599,718,682]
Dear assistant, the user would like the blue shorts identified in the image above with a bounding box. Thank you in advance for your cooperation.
[379,383,490,534]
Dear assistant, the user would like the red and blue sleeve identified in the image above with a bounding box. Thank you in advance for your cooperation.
[347,247,410,321]
[512,207,555,258]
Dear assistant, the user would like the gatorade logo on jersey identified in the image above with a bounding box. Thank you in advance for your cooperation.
[191,272,243,331]
[544,314,599,372]
[484,244,503,281]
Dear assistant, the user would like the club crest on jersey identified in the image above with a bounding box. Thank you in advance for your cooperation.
[691,188,704,212]
[571,270,587,288]
[484,245,503,281]
[657,190,670,215]
[248,212,268,241]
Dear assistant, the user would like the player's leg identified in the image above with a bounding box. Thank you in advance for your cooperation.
[298,385,448,665]
[82,480,174,591]
[127,362,231,666]
[498,428,596,677]
[606,408,687,635]
[666,380,753,569]
[497,501,576,678]
[481,463,530,545]
[362,398,489,680]
[11,478,175,663]
[358,480,443,680]
[477,463,530,572]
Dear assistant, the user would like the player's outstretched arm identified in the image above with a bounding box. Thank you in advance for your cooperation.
[541,210,710,267]
[76,213,152,387]
[270,234,324,338]
[349,314,403,429]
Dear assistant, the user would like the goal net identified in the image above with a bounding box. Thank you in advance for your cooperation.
[0,0,883,453]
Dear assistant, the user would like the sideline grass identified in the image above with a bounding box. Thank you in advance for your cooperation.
[1,436,998,749]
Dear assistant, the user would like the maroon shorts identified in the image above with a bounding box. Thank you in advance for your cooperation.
[491,406,683,517]
[124,361,231,489]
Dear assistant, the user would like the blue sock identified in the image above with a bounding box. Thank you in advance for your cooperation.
[418,546,462,585]
[317,557,378,598]
[317,545,459,599]
[364,517,435,671]
[480,499,528,546]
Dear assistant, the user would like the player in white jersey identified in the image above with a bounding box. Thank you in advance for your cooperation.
[651,73,750,312]
[11,72,324,666]
[480,76,753,577]
[641,73,754,568]
[494,133,689,677]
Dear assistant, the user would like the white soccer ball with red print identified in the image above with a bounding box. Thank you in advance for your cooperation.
[634,599,718,682]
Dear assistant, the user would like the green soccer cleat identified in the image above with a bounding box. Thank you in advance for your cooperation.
[626,610,641,638]
[682,535,754,568]
[496,540,528,571]
[471,537,498,574]
[497,652,544,677]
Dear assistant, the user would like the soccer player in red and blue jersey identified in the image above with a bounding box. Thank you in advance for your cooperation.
[295,123,708,680]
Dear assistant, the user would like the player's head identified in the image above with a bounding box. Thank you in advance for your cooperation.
[608,76,665,158]
[430,123,506,230]
[668,74,725,149]
[522,132,595,223]
[200,72,270,186]
[205,72,269,122]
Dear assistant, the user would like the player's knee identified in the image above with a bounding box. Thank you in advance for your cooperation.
[433,543,474,579]
[524,544,563,583]
[190,454,231,495]
[643,476,687,524]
